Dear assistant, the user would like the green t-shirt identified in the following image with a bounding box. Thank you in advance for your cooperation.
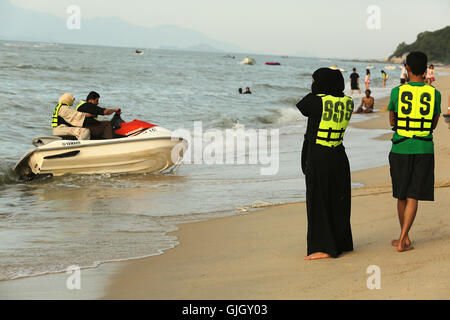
[388,82,441,154]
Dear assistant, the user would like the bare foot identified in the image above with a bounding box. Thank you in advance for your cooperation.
[397,240,414,252]
[304,252,331,260]
[391,237,411,247]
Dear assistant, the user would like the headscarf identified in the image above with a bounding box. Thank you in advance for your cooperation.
[58,93,75,106]
[311,68,345,97]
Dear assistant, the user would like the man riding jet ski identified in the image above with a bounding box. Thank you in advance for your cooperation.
[75,91,122,140]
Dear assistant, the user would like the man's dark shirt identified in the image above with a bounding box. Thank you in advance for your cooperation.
[349,72,359,85]
[77,102,106,126]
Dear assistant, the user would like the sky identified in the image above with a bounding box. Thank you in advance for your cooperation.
[7,0,450,58]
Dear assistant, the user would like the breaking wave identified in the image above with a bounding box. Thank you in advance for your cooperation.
[256,107,301,124]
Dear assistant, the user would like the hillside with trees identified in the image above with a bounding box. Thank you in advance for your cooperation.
[390,26,450,64]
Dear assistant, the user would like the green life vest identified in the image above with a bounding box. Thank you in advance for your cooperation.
[76,100,98,120]
[316,94,354,147]
[396,84,435,138]
[51,102,68,128]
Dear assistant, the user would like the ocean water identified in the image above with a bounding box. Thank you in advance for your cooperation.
[0,41,395,281]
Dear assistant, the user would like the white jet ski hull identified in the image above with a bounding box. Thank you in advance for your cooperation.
[14,126,187,179]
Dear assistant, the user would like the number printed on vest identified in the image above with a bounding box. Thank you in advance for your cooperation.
[419,92,431,116]
[345,99,353,121]
[322,100,353,123]
[323,100,333,121]
[400,91,413,115]
[400,90,432,117]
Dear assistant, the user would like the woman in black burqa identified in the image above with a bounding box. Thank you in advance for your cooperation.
[296,68,354,260]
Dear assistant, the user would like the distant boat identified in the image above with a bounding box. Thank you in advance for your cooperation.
[330,65,346,72]
[135,50,144,56]
[224,54,235,59]
[384,65,396,70]
[366,65,374,69]
[240,57,256,65]
[266,61,281,66]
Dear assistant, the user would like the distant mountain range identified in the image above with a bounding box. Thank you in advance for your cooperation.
[0,0,242,53]
[389,26,450,64]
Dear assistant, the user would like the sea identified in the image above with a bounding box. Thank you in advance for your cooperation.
[0,41,396,282]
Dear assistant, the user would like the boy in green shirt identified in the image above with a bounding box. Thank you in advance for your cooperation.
[387,51,441,252]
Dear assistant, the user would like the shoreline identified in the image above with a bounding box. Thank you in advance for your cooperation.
[1,76,449,299]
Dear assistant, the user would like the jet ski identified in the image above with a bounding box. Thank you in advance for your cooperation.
[14,114,188,180]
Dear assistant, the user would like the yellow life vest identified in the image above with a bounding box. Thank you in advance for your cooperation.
[76,100,98,120]
[51,102,68,127]
[316,94,354,147]
[75,100,85,111]
[396,84,435,138]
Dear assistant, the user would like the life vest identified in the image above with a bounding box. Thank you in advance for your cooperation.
[315,94,354,147]
[396,84,435,140]
[51,103,71,128]
[75,100,85,111]
[76,100,98,120]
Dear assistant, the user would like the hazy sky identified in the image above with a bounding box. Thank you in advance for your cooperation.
[8,0,450,58]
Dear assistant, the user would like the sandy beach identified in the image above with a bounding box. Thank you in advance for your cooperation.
[103,74,450,299]
[1,74,449,300]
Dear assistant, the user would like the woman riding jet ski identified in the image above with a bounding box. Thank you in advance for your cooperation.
[14,94,188,180]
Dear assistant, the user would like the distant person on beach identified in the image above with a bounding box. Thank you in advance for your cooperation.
[296,68,354,260]
[238,88,243,94]
[243,87,252,94]
[76,91,121,139]
[400,64,408,84]
[52,93,91,140]
[355,90,374,113]
[426,64,435,85]
[365,69,371,90]
[381,70,388,87]
[388,51,441,252]
[349,68,361,94]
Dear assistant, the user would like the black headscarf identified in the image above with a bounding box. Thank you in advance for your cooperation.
[311,68,345,97]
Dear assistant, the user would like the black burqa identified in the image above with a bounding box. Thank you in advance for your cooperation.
[296,68,353,258]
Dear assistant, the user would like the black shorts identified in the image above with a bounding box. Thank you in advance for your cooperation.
[351,83,359,90]
[389,152,435,201]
